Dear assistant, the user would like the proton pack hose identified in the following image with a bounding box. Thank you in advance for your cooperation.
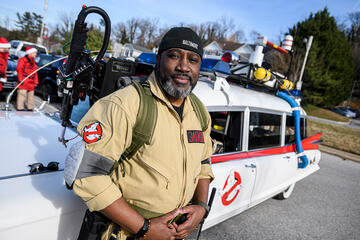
[276,91,309,168]
[59,5,111,127]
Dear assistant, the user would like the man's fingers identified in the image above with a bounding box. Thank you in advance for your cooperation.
[176,220,193,232]
[163,208,183,223]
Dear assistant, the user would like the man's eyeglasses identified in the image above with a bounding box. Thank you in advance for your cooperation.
[28,162,59,173]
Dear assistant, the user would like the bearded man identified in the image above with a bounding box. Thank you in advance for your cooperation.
[73,27,214,240]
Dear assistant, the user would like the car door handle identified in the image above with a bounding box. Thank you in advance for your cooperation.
[245,164,256,168]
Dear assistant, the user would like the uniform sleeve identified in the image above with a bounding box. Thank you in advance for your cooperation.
[34,69,38,85]
[199,111,215,182]
[16,58,24,81]
[0,58,6,78]
[73,97,135,211]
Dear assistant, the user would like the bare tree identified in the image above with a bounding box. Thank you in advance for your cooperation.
[52,12,75,44]
[0,16,11,30]
[218,16,235,39]
[113,22,129,44]
[229,29,246,42]
[249,30,261,43]
[127,18,140,43]
[136,18,159,48]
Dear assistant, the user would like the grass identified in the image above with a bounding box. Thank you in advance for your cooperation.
[303,104,349,122]
[303,102,360,155]
[307,119,360,155]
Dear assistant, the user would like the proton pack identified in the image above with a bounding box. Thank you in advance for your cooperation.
[59,6,209,190]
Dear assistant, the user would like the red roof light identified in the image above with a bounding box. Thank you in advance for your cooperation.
[221,52,232,63]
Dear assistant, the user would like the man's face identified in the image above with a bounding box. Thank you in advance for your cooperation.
[0,47,9,53]
[157,48,201,99]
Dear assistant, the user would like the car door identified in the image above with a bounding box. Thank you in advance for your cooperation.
[247,111,296,206]
[203,111,256,230]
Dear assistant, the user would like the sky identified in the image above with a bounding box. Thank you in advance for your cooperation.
[0,0,359,43]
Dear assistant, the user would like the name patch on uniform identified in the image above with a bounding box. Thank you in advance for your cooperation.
[187,130,204,143]
[83,122,102,143]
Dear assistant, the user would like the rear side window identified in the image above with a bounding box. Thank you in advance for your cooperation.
[20,44,46,54]
[10,41,19,49]
[210,111,243,154]
[36,46,47,54]
[249,112,281,150]
[285,116,306,144]
[21,44,34,51]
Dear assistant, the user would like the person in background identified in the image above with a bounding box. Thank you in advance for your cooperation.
[16,46,38,111]
[0,37,11,92]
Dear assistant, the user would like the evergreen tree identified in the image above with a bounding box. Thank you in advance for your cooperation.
[15,12,43,42]
[86,24,111,55]
[289,8,354,107]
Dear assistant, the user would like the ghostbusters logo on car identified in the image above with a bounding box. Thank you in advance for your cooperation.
[220,169,242,206]
[83,122,102,143]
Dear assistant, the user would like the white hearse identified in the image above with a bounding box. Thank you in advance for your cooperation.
[194,76,321,230]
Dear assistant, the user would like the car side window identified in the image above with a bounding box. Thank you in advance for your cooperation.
[210,111,243,154]
[11,41,19,49]
[285,116,306,144]
[249,112,281,150]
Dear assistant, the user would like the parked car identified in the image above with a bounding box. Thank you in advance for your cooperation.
[9,40,48,58]
[349,108,360,118]
[332,107,357,118]
[35,54,63,102]
[135,52,220,75]
[1,54,18,95]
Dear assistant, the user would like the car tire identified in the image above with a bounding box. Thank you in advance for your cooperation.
[42,83,52,102]
[274,183,295,200]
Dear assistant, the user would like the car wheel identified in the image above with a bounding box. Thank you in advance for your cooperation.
[42,83,52,102]
[274,183,295,200]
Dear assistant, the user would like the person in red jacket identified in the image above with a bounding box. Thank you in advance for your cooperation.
[0,37,11,92]
[16,46,38,111]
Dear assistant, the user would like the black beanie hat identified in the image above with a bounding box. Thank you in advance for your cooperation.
[158,27,203,58]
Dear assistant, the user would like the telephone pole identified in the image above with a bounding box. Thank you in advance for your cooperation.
[38,0,48,45]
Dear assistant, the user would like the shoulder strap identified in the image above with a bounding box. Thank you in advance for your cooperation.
[123,80,158,159]
[189,93,208,132]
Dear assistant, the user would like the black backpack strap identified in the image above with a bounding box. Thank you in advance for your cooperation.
[189,93,209,132]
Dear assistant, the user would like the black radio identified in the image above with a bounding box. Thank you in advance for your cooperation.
[98,58,137,99]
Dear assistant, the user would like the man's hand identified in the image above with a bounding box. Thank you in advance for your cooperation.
[172,205,205,239]
[145,209,184,240]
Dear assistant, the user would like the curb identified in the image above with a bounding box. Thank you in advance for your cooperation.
[319,145,360,163]
[306,115,350,125]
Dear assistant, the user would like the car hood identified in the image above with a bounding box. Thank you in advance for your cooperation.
[0,111,77,179]
[7,59,17,71]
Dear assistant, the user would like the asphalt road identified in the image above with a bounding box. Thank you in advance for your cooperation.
[190,153,360,240]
